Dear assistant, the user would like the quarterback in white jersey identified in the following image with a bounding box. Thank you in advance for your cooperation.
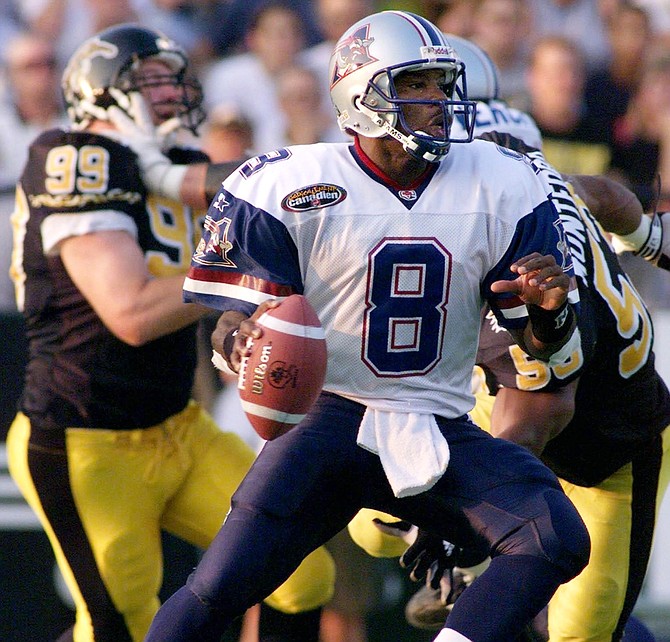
[147,12,589,642]
[185,138,576,420]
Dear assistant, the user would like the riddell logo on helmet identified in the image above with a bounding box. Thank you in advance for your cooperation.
[421,45,454,58]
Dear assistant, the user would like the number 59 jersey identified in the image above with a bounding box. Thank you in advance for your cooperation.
[185,139,576,419]
[12,128,207,433]
[477,151,670,485]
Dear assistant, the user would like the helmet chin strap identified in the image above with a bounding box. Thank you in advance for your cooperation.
[357,100,449,163]
[405,129,450,163]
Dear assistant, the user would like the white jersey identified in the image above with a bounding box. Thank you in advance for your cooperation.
[452,99,543,151]
[185,139,573,418]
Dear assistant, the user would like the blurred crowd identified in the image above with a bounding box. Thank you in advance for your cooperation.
[2,2,670,640]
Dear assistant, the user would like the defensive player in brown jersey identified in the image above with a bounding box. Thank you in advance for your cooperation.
[6,24,334,642]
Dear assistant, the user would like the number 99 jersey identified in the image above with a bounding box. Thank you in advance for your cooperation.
[11,128,208,433]
[476,151,670,486]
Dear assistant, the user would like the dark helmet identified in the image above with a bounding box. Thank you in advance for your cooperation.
[62,23,205,134]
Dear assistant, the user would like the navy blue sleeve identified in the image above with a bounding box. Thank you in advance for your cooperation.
[481,199,576,331]
[183,187,302,312]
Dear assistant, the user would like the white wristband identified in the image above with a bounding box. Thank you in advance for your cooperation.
[636,213,663,263]
[611,214,651,253]
[546,325,582,368]
[211,349,236,375]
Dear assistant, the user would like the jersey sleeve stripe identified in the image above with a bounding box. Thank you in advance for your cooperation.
[186,266,295,296]
[183,277,282,306]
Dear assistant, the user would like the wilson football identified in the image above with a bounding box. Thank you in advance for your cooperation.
[237,294,327,441]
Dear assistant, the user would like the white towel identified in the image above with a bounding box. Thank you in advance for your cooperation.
[357,408,450,498]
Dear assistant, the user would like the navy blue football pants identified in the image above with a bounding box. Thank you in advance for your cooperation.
[146,391,590,642]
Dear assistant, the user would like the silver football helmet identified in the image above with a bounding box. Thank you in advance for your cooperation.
[329,11,477,162]
[446,35,500,101]
[62,24,205,134]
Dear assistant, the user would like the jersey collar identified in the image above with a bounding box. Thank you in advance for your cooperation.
[349,138,439,210]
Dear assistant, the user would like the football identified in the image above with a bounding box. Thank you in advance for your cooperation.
[237,294,327,441]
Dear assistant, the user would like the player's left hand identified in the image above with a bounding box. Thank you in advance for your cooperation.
[107,91,186,200]
[107,90,181,150]
[491,252,569,310]
[400,529,459,590]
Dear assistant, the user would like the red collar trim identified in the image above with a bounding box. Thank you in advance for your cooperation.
[353,137,435,190]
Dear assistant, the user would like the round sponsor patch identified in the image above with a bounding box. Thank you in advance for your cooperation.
[281,184,347,212]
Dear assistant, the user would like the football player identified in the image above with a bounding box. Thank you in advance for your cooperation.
[145,11,590,642]
[348,37,670,642]
[6,24,334,642]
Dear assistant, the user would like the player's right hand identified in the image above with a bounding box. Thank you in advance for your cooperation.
[226,300,282,372]
[491,253,570,311]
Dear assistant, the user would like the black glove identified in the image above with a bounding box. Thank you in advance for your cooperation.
[399,529,459,589]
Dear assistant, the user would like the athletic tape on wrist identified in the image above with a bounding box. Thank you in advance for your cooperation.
[155,164,188,202]
[635,213,663,263]
[211,349,236,375]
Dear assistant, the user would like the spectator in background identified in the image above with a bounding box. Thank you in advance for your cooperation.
[0,0,23,75]
[276,65,346,146]
[301,0,377,102]
[632,0,670,34]
[13,0,218,72]
[433,0,478,36]
[0,30,67,189]
[139,0,222,73]
[14,0,141,67]
[0,30,68,312]
[469,0,532,105]
[528,0,611,72]
[207,0,321,58]
[202,0,307,153]
[523,35,611,175]
[606,47,670,313]
[585,1,653,149]
[609,48,670,210]
[201,104,256,163]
